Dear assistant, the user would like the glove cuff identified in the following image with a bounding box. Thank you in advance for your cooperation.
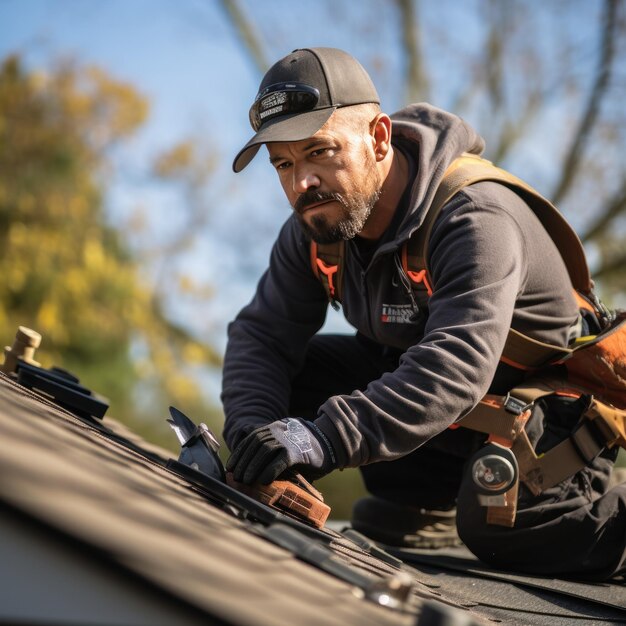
[306,421,337,465]
[310,418,348,469]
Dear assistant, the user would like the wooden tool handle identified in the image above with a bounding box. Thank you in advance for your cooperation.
[225,472,331,529]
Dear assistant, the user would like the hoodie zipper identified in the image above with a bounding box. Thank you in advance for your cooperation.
[393,251,421,319]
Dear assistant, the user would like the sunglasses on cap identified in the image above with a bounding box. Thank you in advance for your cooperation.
[249,82,320,132]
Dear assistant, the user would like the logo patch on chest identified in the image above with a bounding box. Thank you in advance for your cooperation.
[381,303,414,324]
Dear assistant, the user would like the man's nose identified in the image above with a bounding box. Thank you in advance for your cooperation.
[292,166,320,195]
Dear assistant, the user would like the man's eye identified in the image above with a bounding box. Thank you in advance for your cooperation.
[311,148,328,157]
[275,161,290,171]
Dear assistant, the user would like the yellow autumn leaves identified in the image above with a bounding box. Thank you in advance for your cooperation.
[0,55,221,442]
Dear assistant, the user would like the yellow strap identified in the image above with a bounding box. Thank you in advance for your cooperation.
[586,402,626,448]
[511,430,573,495]
[454,396,528,442]
[500,328,572,370]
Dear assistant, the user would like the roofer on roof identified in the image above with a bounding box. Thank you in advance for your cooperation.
[221,47,626,580]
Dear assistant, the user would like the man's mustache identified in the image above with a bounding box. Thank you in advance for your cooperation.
[293,190,344,214]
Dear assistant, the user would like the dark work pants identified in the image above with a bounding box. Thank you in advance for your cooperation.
[289,333,626,580]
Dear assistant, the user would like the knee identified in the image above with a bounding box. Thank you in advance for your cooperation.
[455,467,515,567]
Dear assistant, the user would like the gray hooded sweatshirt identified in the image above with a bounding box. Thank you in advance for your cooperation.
[221,103,578,468]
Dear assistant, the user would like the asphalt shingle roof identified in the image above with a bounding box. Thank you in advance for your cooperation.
[0,373,624,625]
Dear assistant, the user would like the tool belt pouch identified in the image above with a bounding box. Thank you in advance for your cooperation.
[564,309,626,412]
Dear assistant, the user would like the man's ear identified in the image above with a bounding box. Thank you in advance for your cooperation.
[370,114,392,162]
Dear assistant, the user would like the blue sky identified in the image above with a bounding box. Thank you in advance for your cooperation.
[0,1,258,184]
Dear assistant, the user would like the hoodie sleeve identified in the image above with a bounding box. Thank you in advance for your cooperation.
[312,185,544,467]
[221,217,328,451]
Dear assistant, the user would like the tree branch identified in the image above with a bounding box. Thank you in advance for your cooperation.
[485,0,505,111]
[218,0,270,75]
[550,0,618,205]
[580,177,626,243]
[592,248,626,281]
[395,0,430,102]
[491,90,542,164]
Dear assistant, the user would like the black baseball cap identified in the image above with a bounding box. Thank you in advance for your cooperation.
[232,47,380,172]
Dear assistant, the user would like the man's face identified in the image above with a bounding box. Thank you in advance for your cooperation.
[267,111,382,244]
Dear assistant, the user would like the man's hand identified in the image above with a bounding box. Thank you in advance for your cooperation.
[226,418,336,485]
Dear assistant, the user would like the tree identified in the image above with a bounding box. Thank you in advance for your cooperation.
[0,55,221,445]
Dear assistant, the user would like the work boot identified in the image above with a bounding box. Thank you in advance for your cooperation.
[351,496,461,549]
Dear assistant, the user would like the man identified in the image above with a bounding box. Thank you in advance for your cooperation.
[222,47,625,580]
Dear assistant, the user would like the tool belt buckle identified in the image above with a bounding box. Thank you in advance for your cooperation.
[503,393,531,416]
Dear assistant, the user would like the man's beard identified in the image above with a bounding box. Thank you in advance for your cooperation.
[294,185,381,244]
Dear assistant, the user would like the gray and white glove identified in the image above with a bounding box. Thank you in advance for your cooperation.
[226,418,337,485]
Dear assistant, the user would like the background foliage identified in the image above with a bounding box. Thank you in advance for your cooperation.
[0,55,220,447]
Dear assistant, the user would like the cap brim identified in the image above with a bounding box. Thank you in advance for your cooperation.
[232,107,336,172]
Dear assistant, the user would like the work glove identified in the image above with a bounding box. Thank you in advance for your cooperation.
[226,418,337,485]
